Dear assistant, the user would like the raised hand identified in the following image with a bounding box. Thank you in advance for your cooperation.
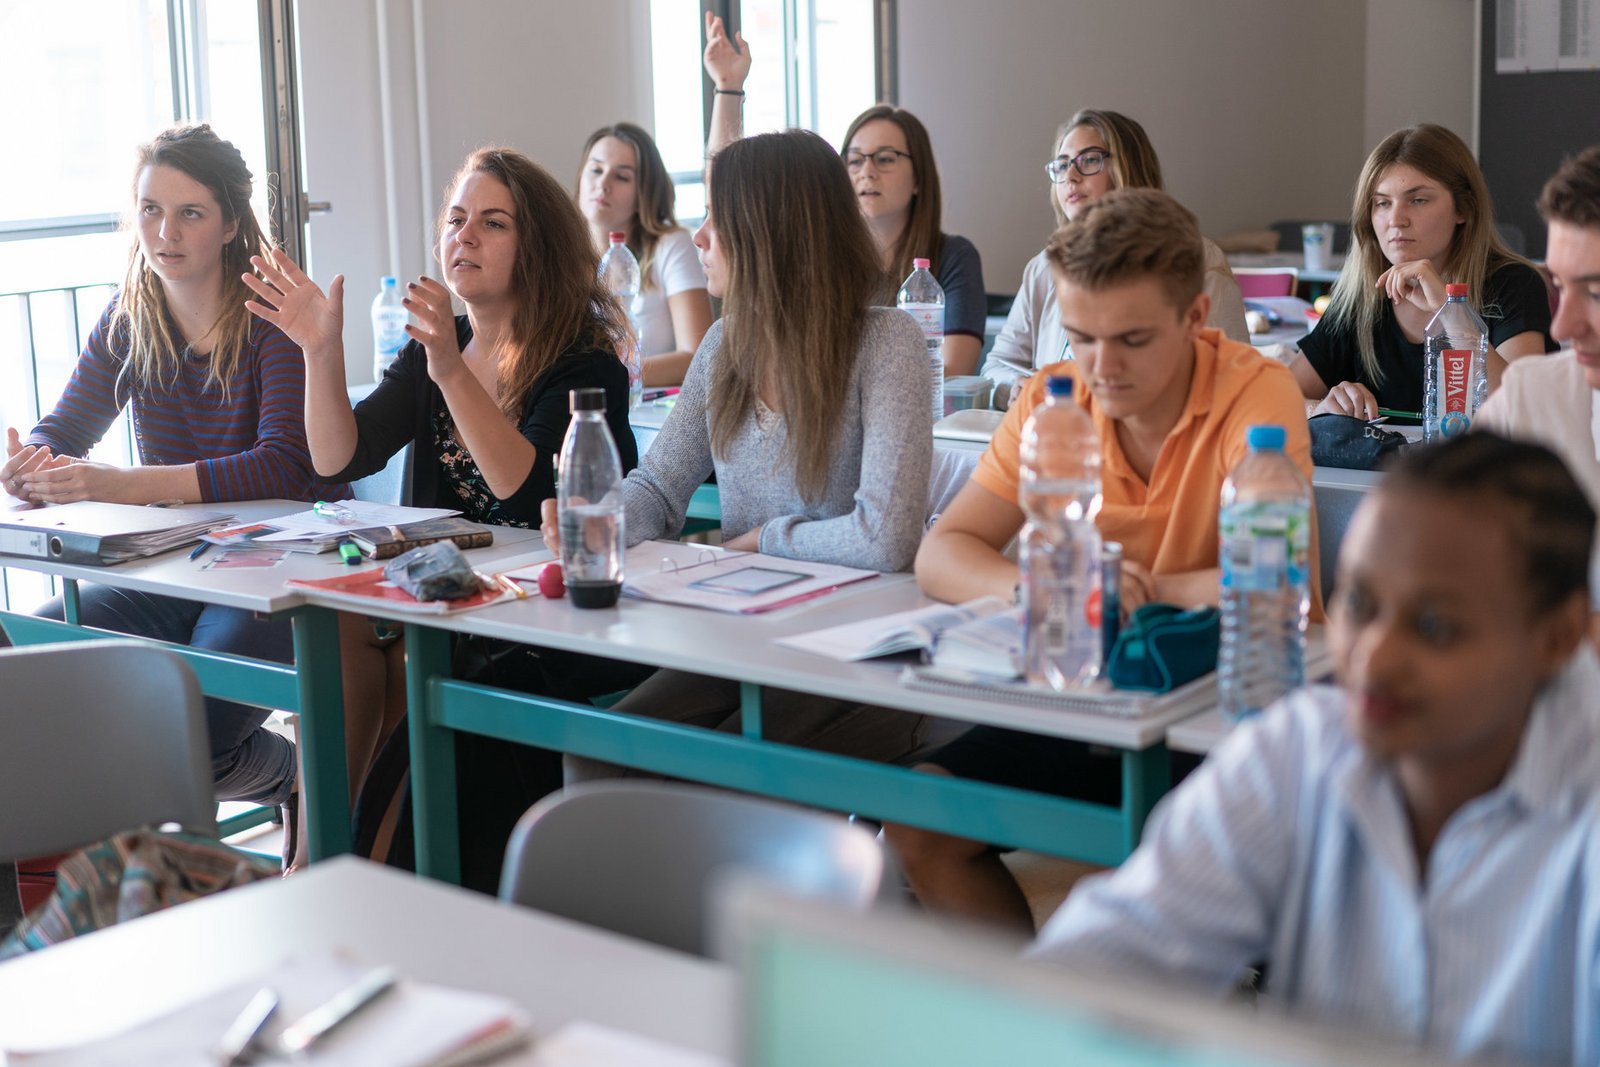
[401,277,467,385]
[703,11,750,90]
[243,248,346,358]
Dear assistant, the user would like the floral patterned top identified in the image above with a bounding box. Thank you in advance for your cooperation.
[432,405,533,528]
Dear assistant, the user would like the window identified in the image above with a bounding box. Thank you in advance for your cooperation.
[649,0,886,223]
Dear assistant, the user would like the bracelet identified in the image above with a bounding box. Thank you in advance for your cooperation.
[713,87,745,96]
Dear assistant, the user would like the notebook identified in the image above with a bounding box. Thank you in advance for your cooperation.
[0,501,232,565]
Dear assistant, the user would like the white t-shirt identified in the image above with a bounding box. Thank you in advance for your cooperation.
[636,227,708,357]
[1475,349,1600,609]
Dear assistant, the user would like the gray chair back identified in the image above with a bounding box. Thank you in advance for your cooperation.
[0,640,217,861]
[1315,485,1367,603]
[499,780,893,956]
[350,443,412,505]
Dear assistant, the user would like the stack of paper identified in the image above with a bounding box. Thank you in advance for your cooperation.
[0,501,233,565]
[245,501,460,553]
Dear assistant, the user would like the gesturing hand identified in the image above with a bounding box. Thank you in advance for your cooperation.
[402,278,467,385]
[243,248,345,358]
[703,11,750,90]
[1375,260,1448,316]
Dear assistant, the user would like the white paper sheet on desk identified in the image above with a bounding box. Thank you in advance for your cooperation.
[254,501,458,543]
[4,953,528,1067]
[530,1022,729,1067]
[621,540,876,615]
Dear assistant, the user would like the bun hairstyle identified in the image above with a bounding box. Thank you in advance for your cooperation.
[116,124,269,402]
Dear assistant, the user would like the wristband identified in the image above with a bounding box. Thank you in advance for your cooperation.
[713,87,745,96]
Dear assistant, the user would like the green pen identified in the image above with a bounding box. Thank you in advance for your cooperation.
[1376,407,1422,420]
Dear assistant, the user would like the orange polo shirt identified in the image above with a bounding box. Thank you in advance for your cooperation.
[972,328,1323,617]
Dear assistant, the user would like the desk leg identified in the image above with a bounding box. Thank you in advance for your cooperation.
[738,681,763,739]
[406,625,460,884]
[293,606,350,860]
[1120,745,1170,856]
[61,579,80,625]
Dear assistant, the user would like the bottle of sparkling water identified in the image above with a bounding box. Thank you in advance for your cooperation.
[897,257,946,423]
[597,232,644,409]
[557,387,626,609]
[1018,376,1103,690]
[1217,425,1311,721]
[370,276,407,382]
[1422,282,1488,441]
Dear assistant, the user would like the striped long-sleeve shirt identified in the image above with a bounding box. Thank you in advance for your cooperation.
[27,300,341,503]
[1029,648,1600,1066]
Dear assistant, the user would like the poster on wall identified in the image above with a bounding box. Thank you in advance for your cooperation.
[1496,0,1600,71]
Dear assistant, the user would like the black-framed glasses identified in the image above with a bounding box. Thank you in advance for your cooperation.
[1046,149,1112,183]
[844,148,911,173]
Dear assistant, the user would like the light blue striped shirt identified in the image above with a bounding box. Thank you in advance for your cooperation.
[1030,647,1600,1066]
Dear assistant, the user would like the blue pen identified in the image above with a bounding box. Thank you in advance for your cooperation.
[190,541,212,562]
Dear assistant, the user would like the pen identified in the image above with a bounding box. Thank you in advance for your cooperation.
[276,966,397,1056]
[1376,407,1422,420]
[213,986,278,1067]
[190,541,212,562]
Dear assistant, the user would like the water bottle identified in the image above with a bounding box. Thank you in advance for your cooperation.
[1218,425,1311,721]
[597,232,644,410]
[1422,282,1488,442]
[897,258,945,423]
[370,276,407,382]
[557,387,626,609]
[1018,376,1103,690]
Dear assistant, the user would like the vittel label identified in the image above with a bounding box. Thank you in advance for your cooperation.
[1439,348,1471,437]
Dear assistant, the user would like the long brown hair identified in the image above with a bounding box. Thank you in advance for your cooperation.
[575,122,681,292]
[442,147,625,416]
[1323,123,1531,385]
[707,129,881,501]
[115,124,268,403]
[841,105,946,293]
[1049,109,1164,227]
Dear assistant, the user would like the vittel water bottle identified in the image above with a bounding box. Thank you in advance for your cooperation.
[557,387,626,609]
[597,232,644,410]
[370,276,407,382]
[1422,282,1488,442]
[1018,376,1103,690]
[897,258,946,423]
[1218,425,1311,721]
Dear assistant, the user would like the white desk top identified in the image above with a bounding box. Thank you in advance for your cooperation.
[1166,708,1229,755]
[0,500,542,615]
[0,857,732,1059]
[308,554,1199,750]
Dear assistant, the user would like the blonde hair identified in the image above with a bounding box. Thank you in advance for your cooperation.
[1049,109,1164,227]
[575,123,682,293]
[706,130,881,502]
[115,124,268,404]
[443,148,626,416]
[1323,124,1532,385]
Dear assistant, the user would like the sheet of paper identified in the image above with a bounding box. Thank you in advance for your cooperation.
[530,1021,729,1067]
[254,501,458,542]
[1495,0,1600,72]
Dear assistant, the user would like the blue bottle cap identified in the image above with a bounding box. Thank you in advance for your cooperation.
[380,276,397,288]
[1046,376,1075,399]
[1246,424,1286,450]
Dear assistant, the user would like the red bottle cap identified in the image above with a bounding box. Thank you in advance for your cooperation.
[1445,283,1468,297]
[913,257,930,269]
[609,231,626,243]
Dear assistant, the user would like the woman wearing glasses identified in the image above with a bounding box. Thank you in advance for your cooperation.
[980,109,1248,404]
[703,14,986,375]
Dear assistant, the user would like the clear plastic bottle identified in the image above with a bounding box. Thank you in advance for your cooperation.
[597,232,644,410]
[370,276,407,383]
[1217,425,1311,721]
[1422,282,1488,442]
[557,387,626,609]
[1018,376,1103,690]
[897,257,946,423]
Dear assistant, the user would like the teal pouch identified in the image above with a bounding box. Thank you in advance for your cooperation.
[1106,604,1221,693]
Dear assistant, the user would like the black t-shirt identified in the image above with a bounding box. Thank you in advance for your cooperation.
[1299,261,1555,414]
[337,315,637,527]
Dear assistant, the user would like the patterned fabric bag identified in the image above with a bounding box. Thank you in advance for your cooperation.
[0,829,278,960]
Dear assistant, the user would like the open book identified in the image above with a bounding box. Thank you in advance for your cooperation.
[777,597,1013,663]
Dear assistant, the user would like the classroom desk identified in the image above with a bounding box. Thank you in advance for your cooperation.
[295,561,1193,886]
[1228,251,1345,287]
[1166,709,1228,755]
[0,856,733,1061]
[0,500,542,861]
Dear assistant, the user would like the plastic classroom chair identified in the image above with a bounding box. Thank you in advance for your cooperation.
[1234,268,1300,298]
[0,640,218,862]
[499,780,895,956]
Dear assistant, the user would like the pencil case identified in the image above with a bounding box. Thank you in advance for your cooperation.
[1106,604,1220,693]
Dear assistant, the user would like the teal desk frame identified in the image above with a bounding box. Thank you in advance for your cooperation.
[0,591,352,860]
[398,625,1171,885]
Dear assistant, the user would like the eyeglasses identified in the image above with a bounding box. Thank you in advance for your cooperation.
[1045,149,1113,183]
[844,149,912,173]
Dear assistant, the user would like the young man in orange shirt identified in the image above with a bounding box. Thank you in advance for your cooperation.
[888,187,1319,931]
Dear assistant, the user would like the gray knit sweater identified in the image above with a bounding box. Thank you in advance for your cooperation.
[622,308,933,573]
